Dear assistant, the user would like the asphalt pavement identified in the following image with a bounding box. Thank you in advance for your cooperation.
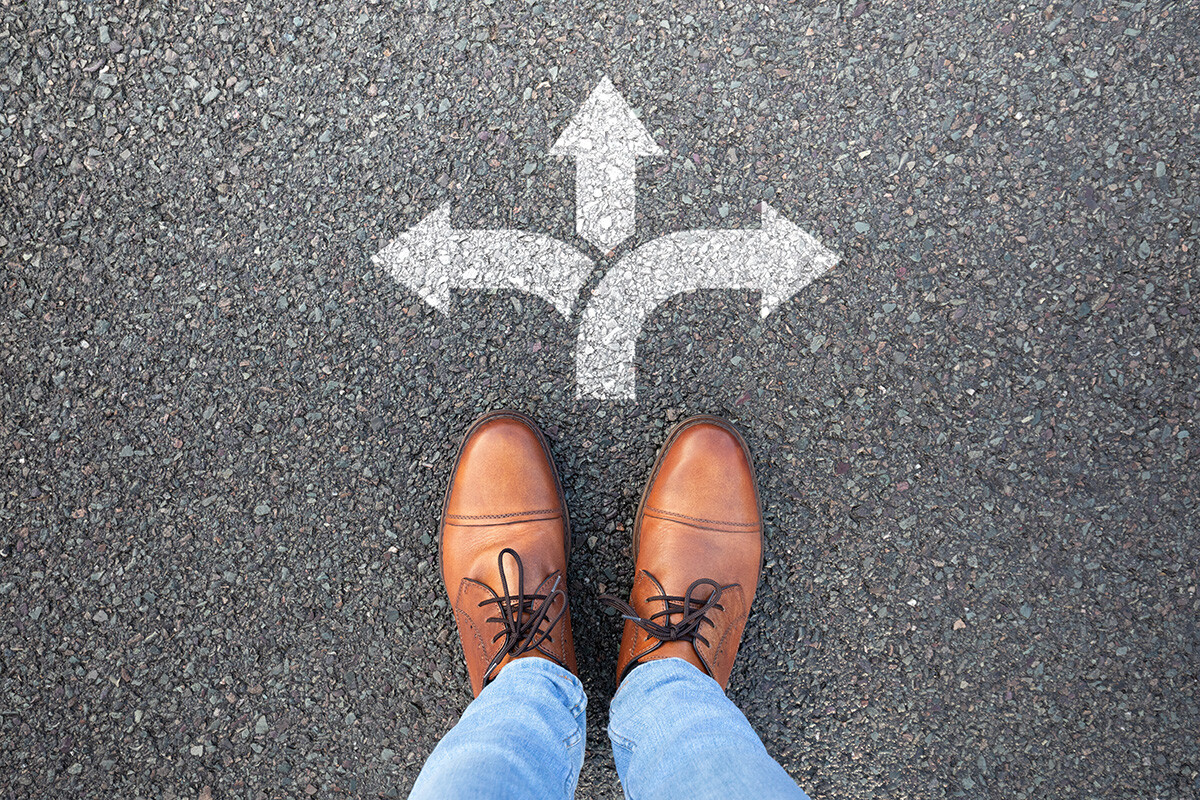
[2,1,1198,798]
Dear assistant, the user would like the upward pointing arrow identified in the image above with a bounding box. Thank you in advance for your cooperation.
[551,76,663,253]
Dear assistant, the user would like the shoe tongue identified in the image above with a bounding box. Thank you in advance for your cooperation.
[493,551,554,599]
[486,553,518,597]
[498,558,526,595]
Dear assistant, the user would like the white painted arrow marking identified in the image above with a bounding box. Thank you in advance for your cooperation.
[372,203,595,318]
[550,76,663,253]
[575,204,838,400]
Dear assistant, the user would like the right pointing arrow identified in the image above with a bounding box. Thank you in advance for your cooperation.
[551,76,663,253]
[575,203,838,400]
[371,203,595,318]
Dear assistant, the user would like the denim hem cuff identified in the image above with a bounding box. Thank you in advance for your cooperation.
[614,656,721,698]
[493,655,584,694]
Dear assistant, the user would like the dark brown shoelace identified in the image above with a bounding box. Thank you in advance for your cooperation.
[600,574,735,666]
[478,548,567,685]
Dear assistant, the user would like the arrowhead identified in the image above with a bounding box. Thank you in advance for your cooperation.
[412,201,453,235]
[371,202,455,314]
[550,76,663,159]
[756,202,839,318]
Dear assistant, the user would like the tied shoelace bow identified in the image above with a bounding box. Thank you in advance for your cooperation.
[478,548,567,684]
[600,575,735,668]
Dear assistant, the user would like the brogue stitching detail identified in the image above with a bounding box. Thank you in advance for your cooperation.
[454,580,495,679]
[531,573,570,663]
[644,505,759,527]
[641,513,759,535]
[446,508,559,520]
[618,574,660,676]
[444,516,563,529]
[707,588,746,673]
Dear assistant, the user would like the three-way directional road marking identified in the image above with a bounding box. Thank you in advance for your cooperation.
[372,76,839,401]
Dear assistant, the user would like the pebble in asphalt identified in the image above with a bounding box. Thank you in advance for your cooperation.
[1,2,1197,798]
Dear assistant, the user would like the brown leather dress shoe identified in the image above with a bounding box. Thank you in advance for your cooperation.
[440,411,577,697]
[603,415,762,690]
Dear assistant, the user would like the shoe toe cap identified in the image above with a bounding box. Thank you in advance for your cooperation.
[446,414,563,520]
[644,419,760,529]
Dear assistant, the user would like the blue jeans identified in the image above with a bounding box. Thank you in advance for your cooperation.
[408,657,811,800]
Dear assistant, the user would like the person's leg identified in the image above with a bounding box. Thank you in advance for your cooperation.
[408,657,587,800]
[607,657,808,800]
[601,416,809,799]
[411,410,584,799]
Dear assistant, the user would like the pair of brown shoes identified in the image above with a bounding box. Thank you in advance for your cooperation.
[440,411,763,697]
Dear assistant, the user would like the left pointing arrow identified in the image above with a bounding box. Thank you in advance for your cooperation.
[371,203,595,318]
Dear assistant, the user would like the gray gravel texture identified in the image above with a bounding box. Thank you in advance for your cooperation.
[2,1,1198,798]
